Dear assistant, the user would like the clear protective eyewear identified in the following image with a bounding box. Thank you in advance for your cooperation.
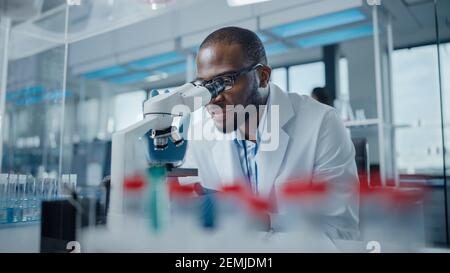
[192,63,263,98]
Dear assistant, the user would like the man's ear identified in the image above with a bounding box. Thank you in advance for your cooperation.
[258,66,272,88]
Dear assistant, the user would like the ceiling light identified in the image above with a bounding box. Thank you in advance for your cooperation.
[140,0,174,10]
[227,0,271,7]
[146,73,169,82]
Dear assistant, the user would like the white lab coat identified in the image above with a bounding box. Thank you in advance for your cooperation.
[181,83,360,240]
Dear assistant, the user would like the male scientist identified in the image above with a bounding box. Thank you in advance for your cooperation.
[182,26,359,240]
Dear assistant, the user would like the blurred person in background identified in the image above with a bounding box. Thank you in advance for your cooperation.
[311,87,332,107]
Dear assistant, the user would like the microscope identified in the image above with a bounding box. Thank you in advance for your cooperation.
[109,80,225,217]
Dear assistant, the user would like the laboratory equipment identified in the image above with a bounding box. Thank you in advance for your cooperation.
[16,175,27,222]
[40,181,108,253]
[168,180,216,231]
[147,166,170,231]
[24,175,36,221]
[123,174,147,217]
[0,172,80,226]
[8,174,18,223]
[40,199,78,253]
[275,181,338,251]
[168,181,198,228]
[0,174,8,223]
[110,81,218,217]
[359,186,427,251]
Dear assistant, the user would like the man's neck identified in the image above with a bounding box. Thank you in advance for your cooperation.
[238,86,270,142]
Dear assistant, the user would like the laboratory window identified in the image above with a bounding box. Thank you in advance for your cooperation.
[270,67,287,91]
[392,43,450,175]
[288,61,325,96]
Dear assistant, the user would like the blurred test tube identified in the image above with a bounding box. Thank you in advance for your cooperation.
[16,175,27,222]
[146,166,170,232]
[25,175,36,221]
[60,174,71,198]
[275,181,336,252]
[169,181,199,230]
[216,183,249,233]
[7,174,18,223]
[0,174,8,224]
[70,174,78,192]
[166,180,201,250]
[359,186,427,251]
[34,176,46,221]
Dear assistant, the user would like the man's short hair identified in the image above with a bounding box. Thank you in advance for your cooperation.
[199,26,268,66]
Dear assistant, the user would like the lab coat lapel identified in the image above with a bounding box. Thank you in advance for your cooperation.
[211,128,246,185]
[256,84,294,198]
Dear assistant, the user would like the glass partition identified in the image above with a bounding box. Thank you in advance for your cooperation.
[59,1,197,187]
[1,5,68,178]
[0,3,69,230]
[385,0,448,246]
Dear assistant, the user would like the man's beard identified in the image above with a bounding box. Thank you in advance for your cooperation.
[215,82,261,134]
[219,111,250,134]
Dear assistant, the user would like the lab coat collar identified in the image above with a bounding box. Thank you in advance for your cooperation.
[255,83,294,198]
[259,83,294,141]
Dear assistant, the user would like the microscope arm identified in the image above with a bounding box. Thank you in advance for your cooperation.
[110,115,160,216]
[110,83,212,216]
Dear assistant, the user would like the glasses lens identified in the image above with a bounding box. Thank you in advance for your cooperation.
[204,78,226,98]
[223,77,234,89]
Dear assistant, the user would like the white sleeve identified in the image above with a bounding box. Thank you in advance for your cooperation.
[177,110,201,185]
[313,109,360,240]
[177,142,201,185]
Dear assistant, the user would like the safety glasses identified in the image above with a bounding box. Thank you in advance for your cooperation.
[193,63,263,96]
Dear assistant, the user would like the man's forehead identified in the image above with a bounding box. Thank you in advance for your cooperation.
[196,43,246,79]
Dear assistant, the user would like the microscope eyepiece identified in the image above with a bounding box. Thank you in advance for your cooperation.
[191,79,225,100]
[204,80,226,99]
